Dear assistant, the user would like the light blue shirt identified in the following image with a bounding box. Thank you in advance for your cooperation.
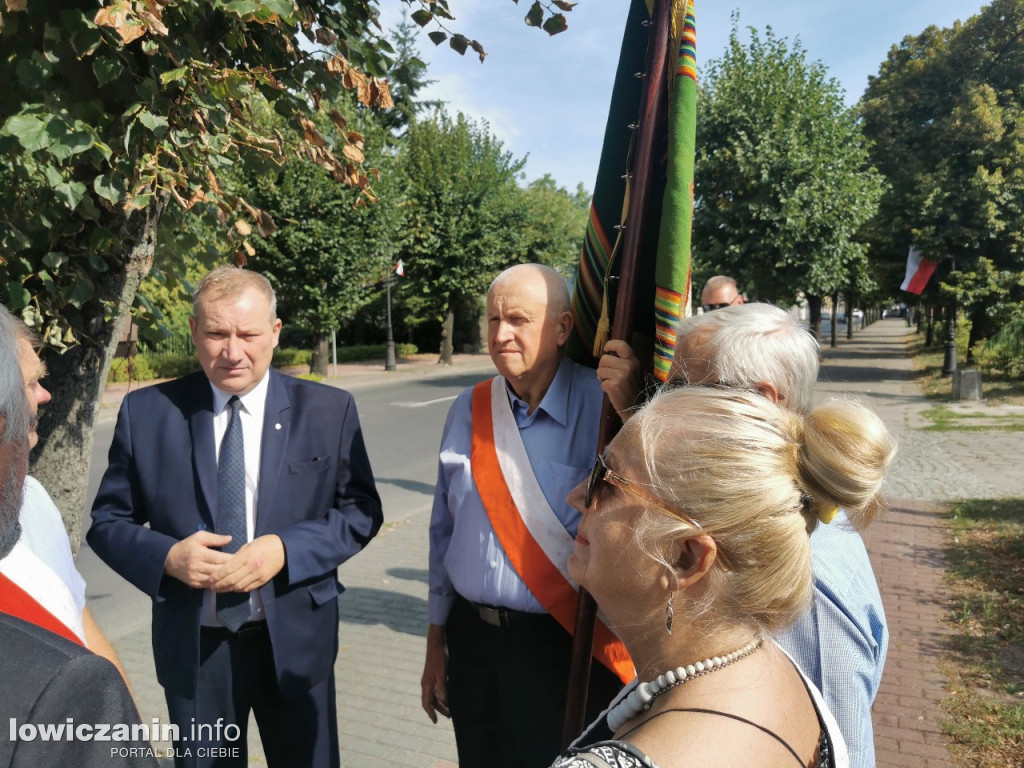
[427,357,603,625]
[775,510,888,768]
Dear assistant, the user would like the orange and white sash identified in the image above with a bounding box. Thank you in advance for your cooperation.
[0,540,85,645]
[471,377,633,683]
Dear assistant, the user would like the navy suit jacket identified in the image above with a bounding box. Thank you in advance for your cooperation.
[0,612,157,767]
[87,369,382,698]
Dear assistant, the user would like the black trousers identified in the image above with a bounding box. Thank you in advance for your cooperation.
[446,596,624,768]
[164,624,338,768]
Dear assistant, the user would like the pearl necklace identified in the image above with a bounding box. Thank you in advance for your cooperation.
[605,635,764,733]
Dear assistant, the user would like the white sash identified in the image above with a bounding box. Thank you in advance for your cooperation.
[489,376,578,588]
[0,540,86,643]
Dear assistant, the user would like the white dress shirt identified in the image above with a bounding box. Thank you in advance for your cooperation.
[200,371,270,627]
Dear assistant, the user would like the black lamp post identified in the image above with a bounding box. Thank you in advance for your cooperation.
[942,256,957,376]
[384,270,397,372]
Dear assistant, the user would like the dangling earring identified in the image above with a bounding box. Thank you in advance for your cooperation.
[665,594,675,635]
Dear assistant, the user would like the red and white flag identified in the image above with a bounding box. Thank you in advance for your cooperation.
[900,246,937,295]
[394,259,405,277]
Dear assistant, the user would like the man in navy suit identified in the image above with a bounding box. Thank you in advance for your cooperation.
[89,266,383,768]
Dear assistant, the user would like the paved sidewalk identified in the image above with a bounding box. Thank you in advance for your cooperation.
[817,318,1024,768]
[99,322,1024,767]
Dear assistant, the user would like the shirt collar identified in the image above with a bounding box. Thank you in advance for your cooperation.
[504,356,573,427]
[209,370,270,417]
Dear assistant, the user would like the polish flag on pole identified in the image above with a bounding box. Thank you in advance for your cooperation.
[900,246,937,295]
[394,259,405,277]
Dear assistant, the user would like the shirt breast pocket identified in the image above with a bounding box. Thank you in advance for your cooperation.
[536,459,590,520]
[289,455,332,475]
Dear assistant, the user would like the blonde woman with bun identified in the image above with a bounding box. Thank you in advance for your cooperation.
[550,386,894,768]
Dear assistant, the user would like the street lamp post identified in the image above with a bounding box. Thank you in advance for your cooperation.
[384,270,397,372]
[942,255,957,376]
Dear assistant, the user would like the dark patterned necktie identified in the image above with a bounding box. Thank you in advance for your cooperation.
[216,396,249,631]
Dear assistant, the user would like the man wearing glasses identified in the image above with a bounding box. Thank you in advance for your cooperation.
[701,275,745,312]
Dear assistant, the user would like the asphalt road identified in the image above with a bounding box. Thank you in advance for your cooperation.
[76,363,496,644]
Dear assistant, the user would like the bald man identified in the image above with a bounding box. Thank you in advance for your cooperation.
[421,264,628,768]
[700,275,745,312]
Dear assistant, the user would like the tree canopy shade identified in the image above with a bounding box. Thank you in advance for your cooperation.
[692,25,884,311]
[0,0,581,542]
[859,0,1024,348]
[399,110,525,363]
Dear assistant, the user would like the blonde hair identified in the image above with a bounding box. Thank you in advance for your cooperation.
[625,386,894,635]
[193,265,277,321]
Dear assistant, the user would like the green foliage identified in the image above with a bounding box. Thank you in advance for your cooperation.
[332,342,418,362]
[106,352,198,382]
[378,11,444,136]
[860,0,1024,324]
[943,498,1024,768]
[974,315,1024,379]
[397,110,527,352]
[0,0,402,353]
[107,355,157,383]
[515,175,590,276]
[271,348,314,367]
[693,25,884,304]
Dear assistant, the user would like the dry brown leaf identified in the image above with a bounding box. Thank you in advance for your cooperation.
[326,54,346,76]
[242,241,256,257]
[370,78,394,109]
[341,143,364,164]
[94,1,131,30]
[116,21,147,44]
[237,197,260,222]
[329,110,348,132]
[139,9,168,36]
[234,219,252,236]
[342,68,365,91]
[206,168,222,196]
[346,131,364,148]
[298,116,326,148]
[258,211,277,237]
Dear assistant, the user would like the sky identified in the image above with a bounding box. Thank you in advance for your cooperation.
[377,0,991,193]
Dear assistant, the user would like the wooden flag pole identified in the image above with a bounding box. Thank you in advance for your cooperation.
[561,0,672,745]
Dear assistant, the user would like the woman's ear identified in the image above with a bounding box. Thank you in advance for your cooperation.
[669,534,718,587]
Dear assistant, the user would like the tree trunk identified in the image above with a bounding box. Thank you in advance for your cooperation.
[30,196,169,552]
[807,294,822,337]
[310,334,329,376]
[438,296,456,366]
[926,307,935,346]
[829,291,839,348]
[966,307,989,366]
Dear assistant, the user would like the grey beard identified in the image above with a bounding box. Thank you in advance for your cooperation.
[0,454,25,560]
